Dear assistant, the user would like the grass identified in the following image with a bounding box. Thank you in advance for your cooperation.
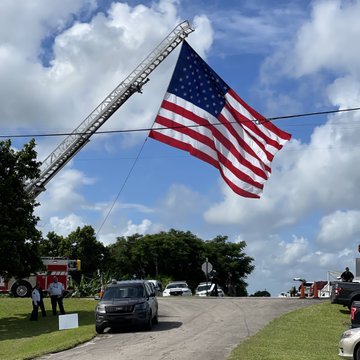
[228,301,351,360]
[0,297,353,360]
[0,297,97,360]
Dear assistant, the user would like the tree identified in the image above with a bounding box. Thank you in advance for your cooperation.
[251,290,271,297]
[0,139,43,279]
[39,231,65,257]
[203,235,254,296]
[104,229,254,294]
[67,225,108,277]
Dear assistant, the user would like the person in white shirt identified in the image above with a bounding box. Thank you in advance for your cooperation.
[47,276,65,315]
[30,283,41,321]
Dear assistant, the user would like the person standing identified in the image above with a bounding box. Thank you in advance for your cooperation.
[47,276,65,315]
[38,283,47,317]
[226,272,235,296]
[30,283,41,321]
[341,267,354,282]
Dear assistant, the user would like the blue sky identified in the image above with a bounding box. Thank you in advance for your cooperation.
[2,0,360,296]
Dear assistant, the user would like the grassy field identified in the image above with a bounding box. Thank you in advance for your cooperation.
[229,301,350,360]
[0,297,352,360]
[0,297,97,360]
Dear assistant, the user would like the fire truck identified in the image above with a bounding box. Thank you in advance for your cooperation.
[0,257,80,298]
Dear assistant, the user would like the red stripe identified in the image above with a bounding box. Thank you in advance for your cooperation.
[150,117,264,192]
[158,100,268,179]
[149,130,262,198]
[228,89,291,149]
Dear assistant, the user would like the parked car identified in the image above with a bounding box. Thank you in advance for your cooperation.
[148,279,163,296]
[195,282,224,297]
[95,279,158,334]
[163,281,192,296]
[339,327,360,359]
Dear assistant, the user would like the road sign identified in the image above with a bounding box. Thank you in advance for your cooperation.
[202,261,213,274]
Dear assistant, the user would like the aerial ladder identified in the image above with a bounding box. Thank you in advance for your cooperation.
[25,21,194,199]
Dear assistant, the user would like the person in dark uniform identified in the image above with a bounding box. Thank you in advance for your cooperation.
[30,283,41,321]
[38,283,46,317]
[341,267,354,282]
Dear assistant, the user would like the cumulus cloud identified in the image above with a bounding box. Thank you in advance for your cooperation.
[49,214,85,236]
[317,210,360,249]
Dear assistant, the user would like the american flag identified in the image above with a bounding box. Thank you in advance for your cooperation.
[149,41,291,198]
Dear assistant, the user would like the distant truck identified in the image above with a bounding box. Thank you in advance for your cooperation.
[0,257,80,298]
[330,280,360,309]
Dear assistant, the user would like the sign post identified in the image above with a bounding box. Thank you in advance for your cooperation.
[201,258,213,295]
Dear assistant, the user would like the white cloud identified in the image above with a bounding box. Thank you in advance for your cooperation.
[288,0,360,78]
[35,166,95,217]
[317,210,360,249]
[49,214,85,236]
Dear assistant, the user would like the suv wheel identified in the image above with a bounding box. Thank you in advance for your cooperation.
[96,325,104,334]
[144,311,153,331]
[153,311,158,324]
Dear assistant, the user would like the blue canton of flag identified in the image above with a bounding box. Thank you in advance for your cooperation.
[149,41,291,198]
[167,46,228,118]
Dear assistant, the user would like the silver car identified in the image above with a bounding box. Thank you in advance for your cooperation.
[339,327,360,359]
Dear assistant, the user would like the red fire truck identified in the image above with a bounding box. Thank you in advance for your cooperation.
[0,257,80,298]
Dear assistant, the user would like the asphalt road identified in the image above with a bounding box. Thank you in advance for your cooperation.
[37,297,318,360]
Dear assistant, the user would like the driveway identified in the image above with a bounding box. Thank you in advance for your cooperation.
[37,297,318,360]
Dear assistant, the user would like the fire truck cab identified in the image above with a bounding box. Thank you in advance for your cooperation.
[0,257,80,298]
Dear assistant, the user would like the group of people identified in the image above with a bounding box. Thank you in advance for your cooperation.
[30,276,66,321]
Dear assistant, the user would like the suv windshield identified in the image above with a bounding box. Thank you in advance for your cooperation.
[102,285,144,300]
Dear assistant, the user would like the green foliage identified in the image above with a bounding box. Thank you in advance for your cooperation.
[203,235,254,296]
[40,225,109,284]
[251,290,271,297]
[0,139,43,279]
[104,229,254,293]
[67,225,108,276]
[70,271,114,298]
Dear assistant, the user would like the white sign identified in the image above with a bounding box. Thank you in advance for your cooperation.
[201,261,213,274]
[59,313,79,330]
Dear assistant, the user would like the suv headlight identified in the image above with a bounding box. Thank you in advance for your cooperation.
[96,304,106,314]
[134,302,147,311]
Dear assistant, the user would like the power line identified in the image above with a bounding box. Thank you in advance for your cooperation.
[2,106,360,139]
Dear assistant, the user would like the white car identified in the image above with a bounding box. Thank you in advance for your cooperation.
[148,279,163,296]
[163,282,192,296]
[195,282,224,297]
[339,327,360,359]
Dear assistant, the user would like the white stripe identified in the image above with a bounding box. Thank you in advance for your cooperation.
[156,95,270,178]
[220,106,272,169]
[153,127,263,195]
[225,92,288,152]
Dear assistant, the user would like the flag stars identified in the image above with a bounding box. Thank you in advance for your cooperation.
[168,43,231,117]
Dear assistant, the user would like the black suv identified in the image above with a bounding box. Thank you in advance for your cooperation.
[95,280,158,334]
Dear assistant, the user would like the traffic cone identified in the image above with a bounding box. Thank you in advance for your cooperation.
[313,282,319,299]
[300,283,305,299]
[100,285,105,299]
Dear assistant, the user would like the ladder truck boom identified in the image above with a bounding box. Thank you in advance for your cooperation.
[25,21,194,199]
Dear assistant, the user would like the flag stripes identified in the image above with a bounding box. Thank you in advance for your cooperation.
[149,41,291,198]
